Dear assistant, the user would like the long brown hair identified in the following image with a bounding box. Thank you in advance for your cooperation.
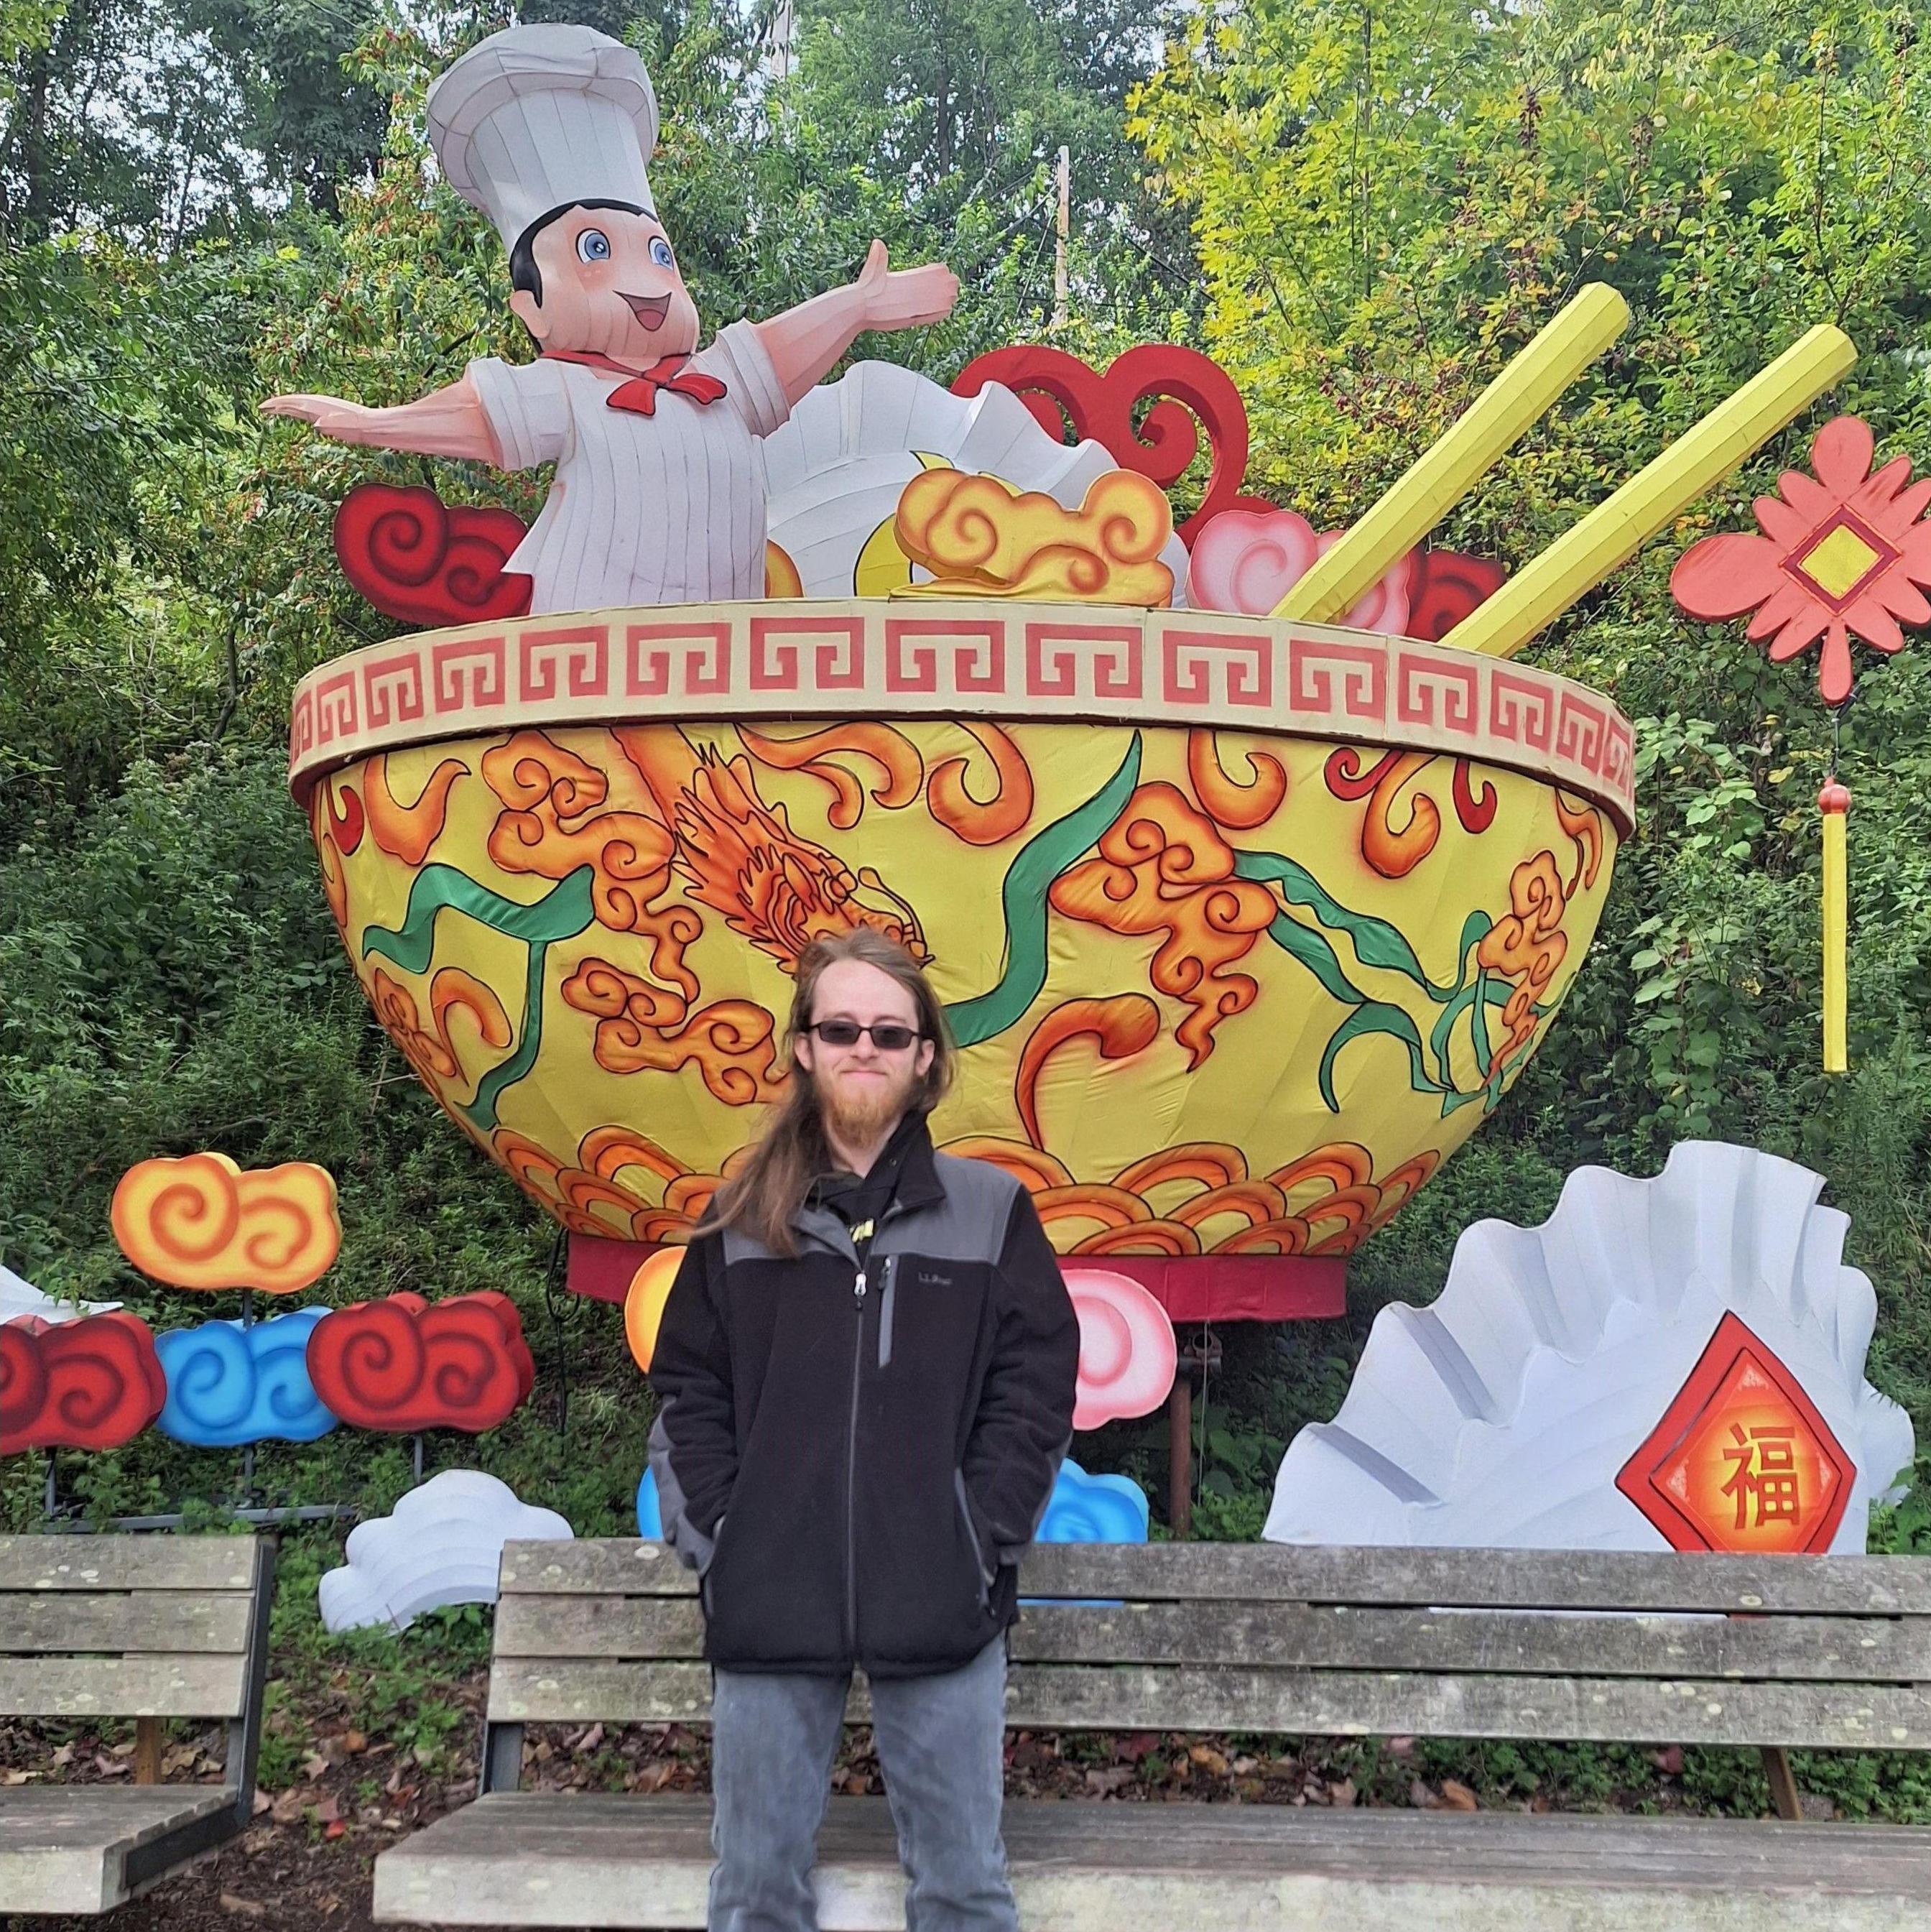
[697,928,955,1256]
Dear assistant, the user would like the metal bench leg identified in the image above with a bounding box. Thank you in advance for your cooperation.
[226,1540,277,1830]
[481,1721,526,1796]
[1761,1745,1802,1821]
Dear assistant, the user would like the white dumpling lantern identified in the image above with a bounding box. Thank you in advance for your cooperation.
[1266,1141,1914,1554]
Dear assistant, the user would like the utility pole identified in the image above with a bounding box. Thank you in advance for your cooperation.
[770,0,796,81]
[1052,145,1070,331]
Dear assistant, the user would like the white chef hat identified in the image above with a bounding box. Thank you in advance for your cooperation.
[427,23,659,253]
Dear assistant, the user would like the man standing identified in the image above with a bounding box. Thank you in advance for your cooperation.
[649,928,1079,1932]
[264,24,958,615]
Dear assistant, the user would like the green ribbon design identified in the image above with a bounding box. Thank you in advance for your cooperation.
[361,864,598,1131]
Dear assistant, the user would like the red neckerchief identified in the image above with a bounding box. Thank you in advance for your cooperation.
[540,348,728,417]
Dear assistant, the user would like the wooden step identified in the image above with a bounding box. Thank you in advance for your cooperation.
[372,1791,1931,1930]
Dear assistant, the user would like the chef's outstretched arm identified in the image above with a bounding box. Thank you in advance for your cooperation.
[754,240,960,407]
[261,373,501,463]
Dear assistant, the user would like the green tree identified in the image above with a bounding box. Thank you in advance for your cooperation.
[0,0,392,241]
[1134,0,1931,1419]
[0,237,262,831]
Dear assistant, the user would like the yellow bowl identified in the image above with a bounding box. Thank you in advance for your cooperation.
[290,598,1632,1267]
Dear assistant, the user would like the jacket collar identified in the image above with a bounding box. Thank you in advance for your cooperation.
[791,1111,943,1255]
[880,1113,945,1213]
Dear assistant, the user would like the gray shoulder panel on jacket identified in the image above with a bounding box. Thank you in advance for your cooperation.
[899,1152,1022,1265]
[721,1226,775,1269]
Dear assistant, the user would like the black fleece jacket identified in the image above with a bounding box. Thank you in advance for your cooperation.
[647,1119,1078,1678]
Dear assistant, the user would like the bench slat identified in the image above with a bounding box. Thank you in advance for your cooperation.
[372,1793,1931,1930]
[397,1789,1920,1872]
[0,1653,249,1720]
[498,1539,1931,1615]
[1,1591,254,1657]
[1016,1602,1931,1681]
[0,1788,236,1917]
[0,1538,261,1594]
[492,1592,1931,1684]
[486,1656,1931,1749]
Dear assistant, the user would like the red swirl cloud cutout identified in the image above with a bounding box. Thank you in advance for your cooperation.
[304,1292,535,1434]
[1,1313,168,1451]
[1066,1268,1177,1431]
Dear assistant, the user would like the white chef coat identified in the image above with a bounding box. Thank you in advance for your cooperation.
[468,319,792,614]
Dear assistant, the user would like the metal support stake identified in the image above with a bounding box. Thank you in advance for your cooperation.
[1166,1330,1222,1542]
[1167,1374,1193,1540]
[542,1224,573,1446]
[239,1290,257,1503]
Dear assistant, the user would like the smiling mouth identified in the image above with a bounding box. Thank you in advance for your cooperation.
[620,291,670,329]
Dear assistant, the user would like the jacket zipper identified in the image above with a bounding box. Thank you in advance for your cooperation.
[846,1263,866,1655]
[842,1202,907,1661]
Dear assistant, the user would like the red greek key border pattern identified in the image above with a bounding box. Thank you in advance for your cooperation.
[288,599,1636,829]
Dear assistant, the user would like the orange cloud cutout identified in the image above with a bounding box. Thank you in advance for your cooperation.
[111,1153,341,1293]
[624,1247,685,1374]
[892,468,1175,606]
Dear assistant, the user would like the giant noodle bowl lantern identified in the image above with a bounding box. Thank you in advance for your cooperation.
[289,338,1662,1326]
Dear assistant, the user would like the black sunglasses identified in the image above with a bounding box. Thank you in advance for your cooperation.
[804,1020,925,1052]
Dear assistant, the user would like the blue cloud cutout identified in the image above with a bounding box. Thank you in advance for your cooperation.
[1024,1459,1147,1607]
[1038,1459,1149,1545]
[156,1308,338,1446]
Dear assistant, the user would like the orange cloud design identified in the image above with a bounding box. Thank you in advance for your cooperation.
[111,1153,341,1294]
[892,468,1175,606]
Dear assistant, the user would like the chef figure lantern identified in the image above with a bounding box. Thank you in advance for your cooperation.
[263,23,959,614]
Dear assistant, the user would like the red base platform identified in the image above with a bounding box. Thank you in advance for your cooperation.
[567,1234,1345,1322]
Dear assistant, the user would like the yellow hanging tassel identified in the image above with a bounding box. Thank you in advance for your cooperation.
[1820,779,1850,1074]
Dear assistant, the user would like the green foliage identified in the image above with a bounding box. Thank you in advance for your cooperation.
[0,0,392,241]
[1136,0,1931,1452]
[0,237,259,831]
[8,0,1931,1826]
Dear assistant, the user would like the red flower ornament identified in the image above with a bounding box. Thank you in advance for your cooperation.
[1672,415,1931,703]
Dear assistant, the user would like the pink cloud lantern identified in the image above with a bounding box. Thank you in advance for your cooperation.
[1188,507,1412,632]
[1067,1267,1179,1431]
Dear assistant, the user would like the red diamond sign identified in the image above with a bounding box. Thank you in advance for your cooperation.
[1615,1313,1853,1555]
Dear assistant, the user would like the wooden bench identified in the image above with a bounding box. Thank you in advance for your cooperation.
[374,1538,1931,1929]
[0,1534,275,1915]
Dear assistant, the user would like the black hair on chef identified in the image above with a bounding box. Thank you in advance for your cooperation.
[509,200,654,308]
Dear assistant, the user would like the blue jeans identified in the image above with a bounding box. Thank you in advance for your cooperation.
[708,1637,1016,1932]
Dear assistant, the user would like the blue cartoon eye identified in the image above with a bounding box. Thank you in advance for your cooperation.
[575,228,612,264]
[649,236,675,269]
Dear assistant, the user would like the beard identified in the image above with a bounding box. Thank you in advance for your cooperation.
[818,1062,922,1152]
